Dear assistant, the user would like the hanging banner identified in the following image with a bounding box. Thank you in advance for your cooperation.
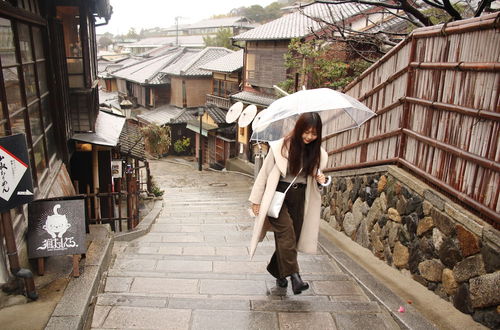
[27,197,86,258]
[0,134,34,212]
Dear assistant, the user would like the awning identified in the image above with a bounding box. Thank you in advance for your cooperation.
[71,110,126,147]
[186,120,218,137]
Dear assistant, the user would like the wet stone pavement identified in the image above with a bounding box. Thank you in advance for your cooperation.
[91,158,400,329]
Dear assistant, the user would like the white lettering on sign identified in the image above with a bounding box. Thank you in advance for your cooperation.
[36,204,78,252]
[0,145,28,201]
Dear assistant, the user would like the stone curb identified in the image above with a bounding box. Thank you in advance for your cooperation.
[45,225,113,330]
[319,223,438,330]
[44,199,163,330]
[114,199,164,242]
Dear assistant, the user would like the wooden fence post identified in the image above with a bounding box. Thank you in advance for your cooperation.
[126,172,133,230]
[145,160,152,193]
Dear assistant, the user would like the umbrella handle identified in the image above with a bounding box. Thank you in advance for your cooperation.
[319,176,332,187]
[317,169,332,187]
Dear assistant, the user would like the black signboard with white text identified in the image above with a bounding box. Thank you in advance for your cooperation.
[27,198,86,258]
[0,134,34,212]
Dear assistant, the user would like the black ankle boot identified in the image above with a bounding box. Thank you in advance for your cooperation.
[290,273,309,294]
[276,277,288,288]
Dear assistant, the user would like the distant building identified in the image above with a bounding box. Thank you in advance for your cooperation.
[158,16,255,37]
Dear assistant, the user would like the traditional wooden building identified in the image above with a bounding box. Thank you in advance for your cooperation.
[0,0,113,290]
[231,1,404,161]
[197,49,244,168]
[112,47,186,108]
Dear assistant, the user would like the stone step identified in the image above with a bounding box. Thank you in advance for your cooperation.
[105,269,352,281]
[95,293,380,313]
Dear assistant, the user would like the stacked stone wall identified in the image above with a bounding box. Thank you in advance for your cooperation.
[321,165,500,328]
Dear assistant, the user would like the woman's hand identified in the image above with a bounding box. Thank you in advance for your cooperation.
[315,173,326,184]
[251,203,260,216]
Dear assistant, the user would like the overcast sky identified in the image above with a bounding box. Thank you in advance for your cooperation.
[96,0,277,35]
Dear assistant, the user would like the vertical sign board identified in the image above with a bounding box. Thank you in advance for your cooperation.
[0,134,34,212]
[27,198,86,258]
[111,160,122,179]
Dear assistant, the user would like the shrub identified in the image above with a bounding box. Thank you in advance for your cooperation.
[173,137,190,154]
[141,124,171,157]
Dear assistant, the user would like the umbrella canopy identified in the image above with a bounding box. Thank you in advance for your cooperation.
[251,88,376,142]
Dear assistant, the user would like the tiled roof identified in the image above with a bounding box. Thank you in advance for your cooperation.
[161,47,233,77]
[233,2,370,41]
[112,47,185,84]
[118,120,145,159]
[163,16,254,31]
[136,105,185,126]
[171,108,198,124]
[187,16,254,29]
[127,36,205,48]
[72,110,126,147]
[206,106,227,124]
[231,91,278,107]
[199,49,243,73]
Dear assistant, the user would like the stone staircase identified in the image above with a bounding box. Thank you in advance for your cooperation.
[90,160,400,329]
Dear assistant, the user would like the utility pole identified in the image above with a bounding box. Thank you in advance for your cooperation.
[175,16,180,46]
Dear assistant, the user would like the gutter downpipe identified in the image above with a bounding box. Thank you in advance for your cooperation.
[1,212,37,300]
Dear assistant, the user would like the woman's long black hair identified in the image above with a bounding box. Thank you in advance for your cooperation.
[282,112,322,177]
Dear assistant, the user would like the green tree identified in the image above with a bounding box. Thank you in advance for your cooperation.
[125,28,139,40]
[98,32,114,49]
[203,28,235,49]
[279,38,371,92]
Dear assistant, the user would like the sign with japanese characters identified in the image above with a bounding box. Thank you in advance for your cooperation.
[111,160,122,179]
[27,198,86,258]
[0,134,34,212]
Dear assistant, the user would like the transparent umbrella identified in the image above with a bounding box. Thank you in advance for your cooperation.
[251,88,376,142]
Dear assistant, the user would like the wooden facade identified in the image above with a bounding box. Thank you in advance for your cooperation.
[245,40,288,91]
[0,0,112,285]
[324,13,500,226]
[171,76,212,108]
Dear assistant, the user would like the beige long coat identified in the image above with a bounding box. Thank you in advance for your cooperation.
[248,138,328,259]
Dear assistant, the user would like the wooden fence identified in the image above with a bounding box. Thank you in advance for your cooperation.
[324,13,500,225]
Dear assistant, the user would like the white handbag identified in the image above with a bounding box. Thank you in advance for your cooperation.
[267,171,301,218]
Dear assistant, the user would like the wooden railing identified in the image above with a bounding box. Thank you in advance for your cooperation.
[74,162,152,232]
[323,13,500,225]
[206,94,231,110]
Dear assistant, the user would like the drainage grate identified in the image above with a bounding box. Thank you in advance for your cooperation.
[209,183,227,187]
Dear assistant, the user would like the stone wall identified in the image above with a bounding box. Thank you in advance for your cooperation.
[321,165,500,328]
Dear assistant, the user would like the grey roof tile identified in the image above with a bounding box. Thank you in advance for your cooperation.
[171,108,198,124]
[199,49,243,73]
[127,36,205,48]
[111,47,185,84]
[118,120,145,159]
[233,2,370,41]
[231,91,278,107]
[136,105,186,126]
[161,47,233,77]
[206,106,227,124]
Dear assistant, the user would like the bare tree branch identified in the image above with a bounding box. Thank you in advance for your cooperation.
[442,0,463,20]
[314,0,402,10]
[420,0,445,9]
[397,0,433,25]
[475,0,493,16]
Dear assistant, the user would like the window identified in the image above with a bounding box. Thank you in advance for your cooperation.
[56,6,84,88]
[0,17,56,189]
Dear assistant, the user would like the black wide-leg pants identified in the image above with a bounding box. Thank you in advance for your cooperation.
[266,182,306,279]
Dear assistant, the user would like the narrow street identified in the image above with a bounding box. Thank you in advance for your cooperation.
[90,158,399,329]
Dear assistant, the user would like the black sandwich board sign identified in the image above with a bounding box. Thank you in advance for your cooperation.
[0,134,34,212]
[27,197,86,258]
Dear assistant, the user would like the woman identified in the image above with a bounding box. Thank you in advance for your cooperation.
[249,112,328,294]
